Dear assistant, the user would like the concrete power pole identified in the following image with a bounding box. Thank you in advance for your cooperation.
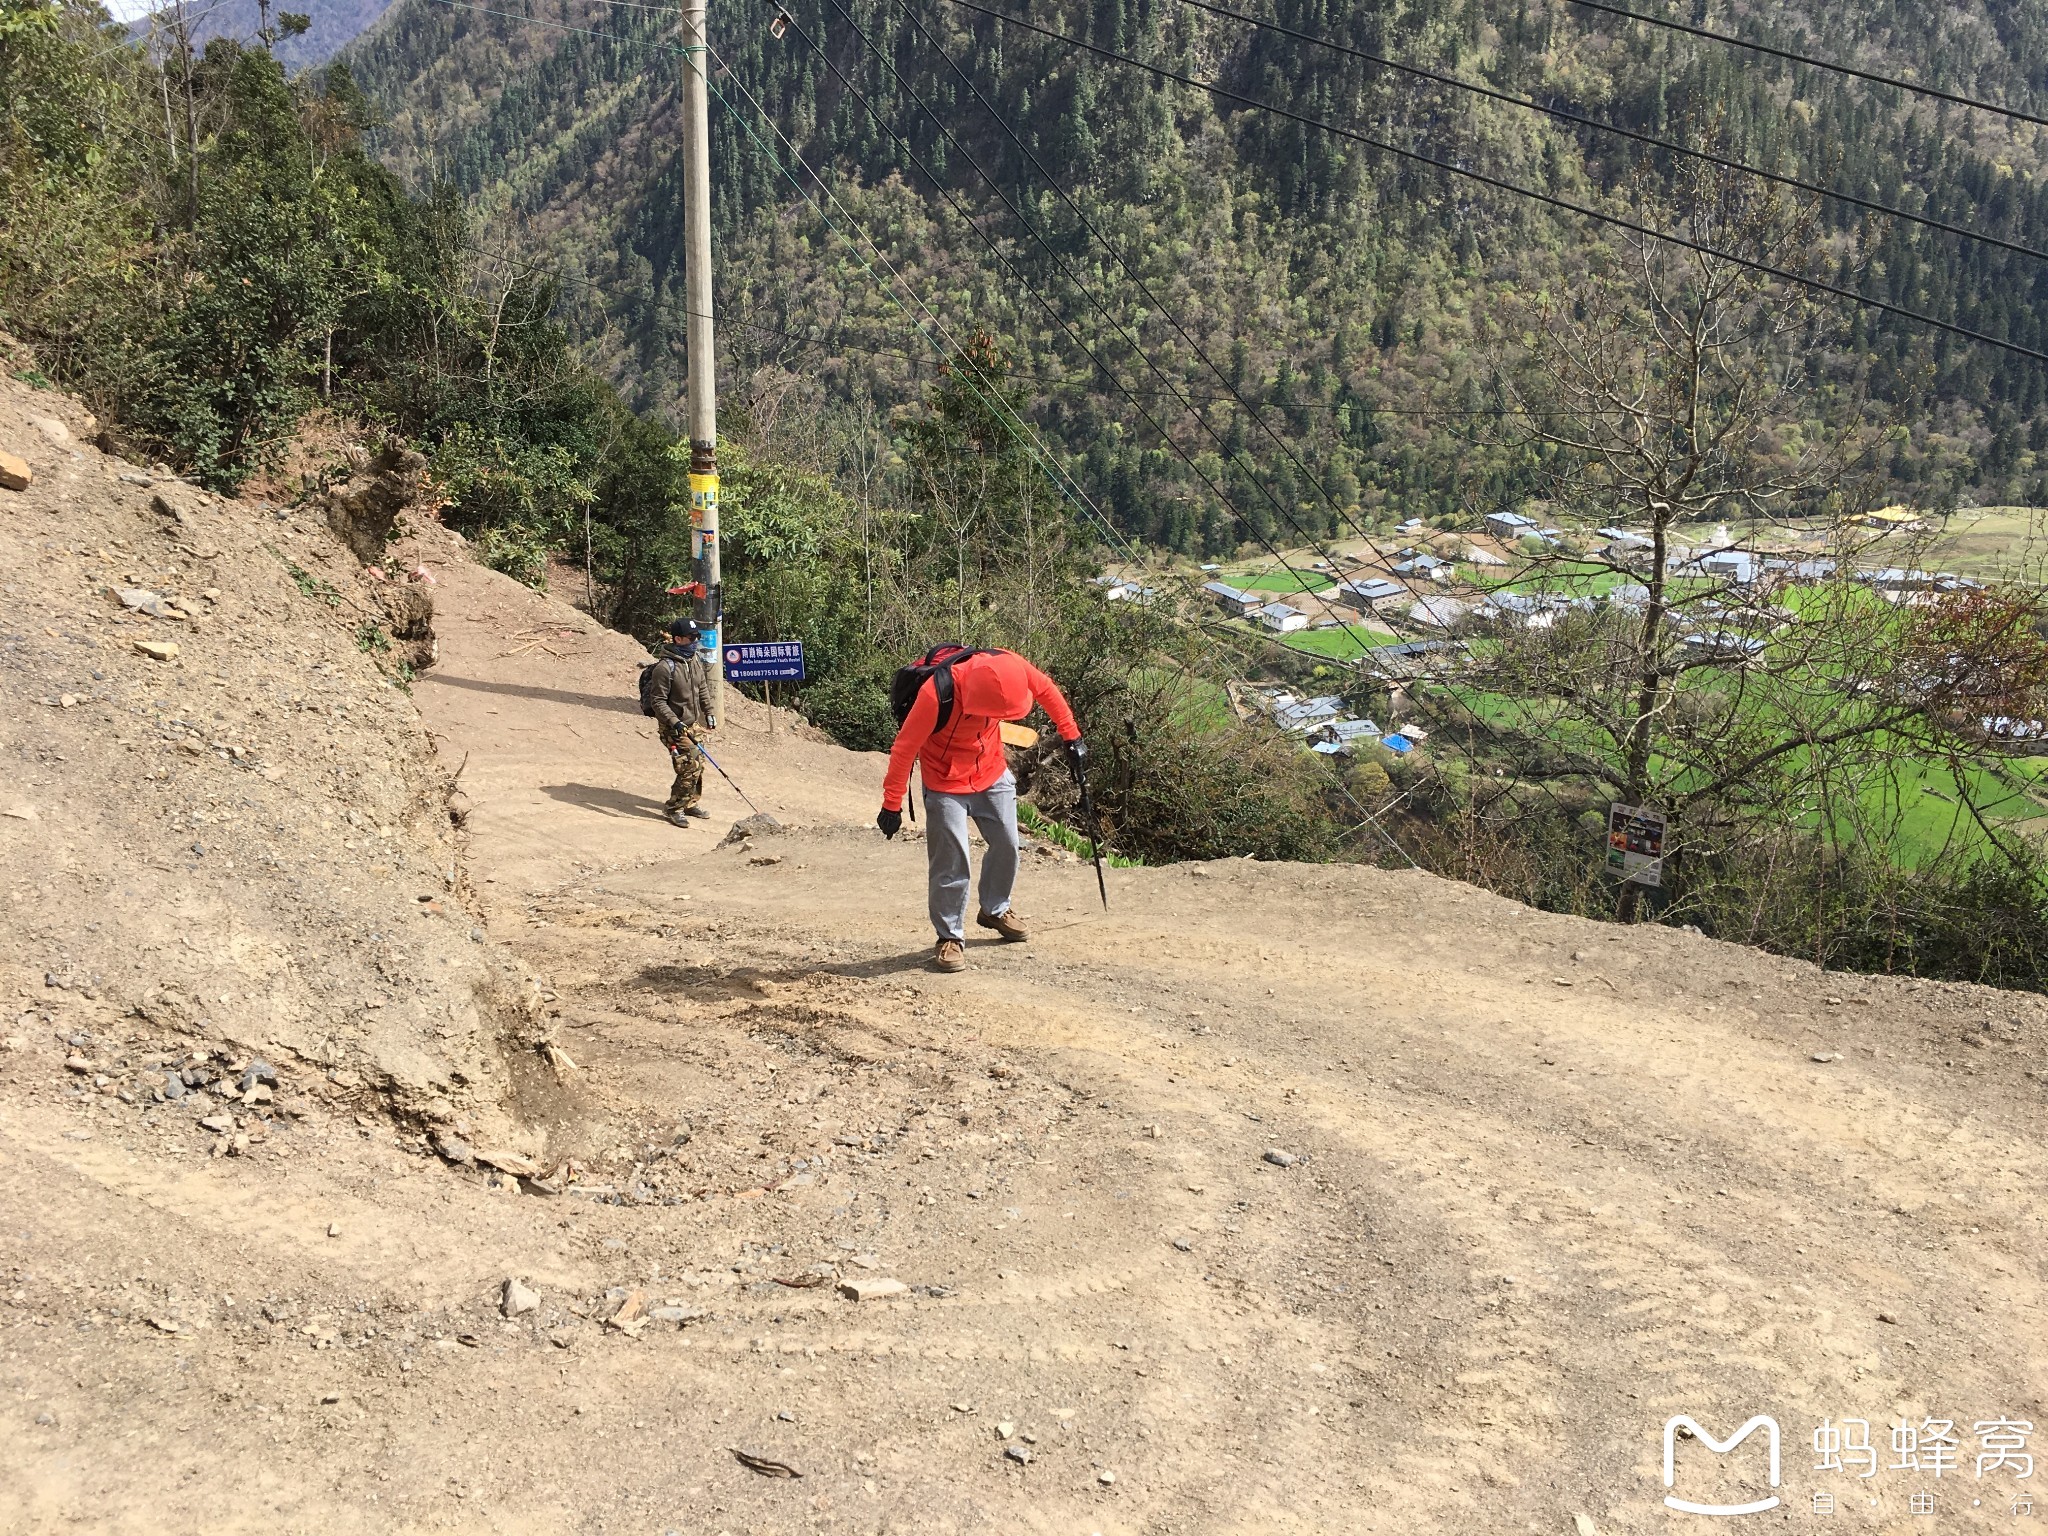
[680,0,722,723]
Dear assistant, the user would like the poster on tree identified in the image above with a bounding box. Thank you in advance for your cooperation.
[1607,803,1667,887]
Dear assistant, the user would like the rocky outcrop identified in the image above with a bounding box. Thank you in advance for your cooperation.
[375,580,438,673]
[324,442,428,564]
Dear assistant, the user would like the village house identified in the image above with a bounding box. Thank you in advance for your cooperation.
[1257,600,1310,633]
[1202,580,1263,618]
[1408,595,1472,630]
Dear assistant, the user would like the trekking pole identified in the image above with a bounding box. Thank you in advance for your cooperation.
[693,737,764,816]
[1073,761,1110,911]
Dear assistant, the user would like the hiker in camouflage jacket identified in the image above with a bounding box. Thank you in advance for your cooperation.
[649,617,716,826]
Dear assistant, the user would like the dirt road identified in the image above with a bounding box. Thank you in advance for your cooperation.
[4,446,2047,1532]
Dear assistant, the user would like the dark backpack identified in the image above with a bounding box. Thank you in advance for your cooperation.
[890,644,990,730]
[637,656,672,718]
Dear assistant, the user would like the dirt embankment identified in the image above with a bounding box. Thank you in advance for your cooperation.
[0,367,535,1141]
[3,366,2047,1535]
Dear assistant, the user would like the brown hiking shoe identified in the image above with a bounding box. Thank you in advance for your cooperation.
[933,939,966,973]
[976,908,1029,942]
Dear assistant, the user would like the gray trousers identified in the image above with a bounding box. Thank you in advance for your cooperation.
[924,772,1020,941]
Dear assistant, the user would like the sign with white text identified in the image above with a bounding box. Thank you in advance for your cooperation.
[724,641,806,683]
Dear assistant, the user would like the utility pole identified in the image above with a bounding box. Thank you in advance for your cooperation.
[679,0,723,724]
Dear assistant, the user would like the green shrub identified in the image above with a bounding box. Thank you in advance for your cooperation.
[475,525,551,590]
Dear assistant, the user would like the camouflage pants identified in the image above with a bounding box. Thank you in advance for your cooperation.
[660,727,704,813]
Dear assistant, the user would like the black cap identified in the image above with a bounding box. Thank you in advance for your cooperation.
[664,616,701,640]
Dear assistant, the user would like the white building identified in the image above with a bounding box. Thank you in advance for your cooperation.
[1257,601,1310,633]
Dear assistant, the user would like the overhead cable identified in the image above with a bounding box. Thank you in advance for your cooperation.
[778,5,1372,593]
[1174,0,2048,266]
[1563,0,2048,130]
[947,0,2048,368]
[891,0,1383,551]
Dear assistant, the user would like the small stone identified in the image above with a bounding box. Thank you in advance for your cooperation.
[434,1132,474,1165]
[748,854,784,867]
[837,1277,909,1302]
[198,1113,234,1133]
[1572,1515,1600,1536]
[502,1276,541,1318]
[64,1054,93,1073]
[776,1410,796,1422]
[161,1072,185,1099]
[549,1329,576,1349]
[996,1420,1016,1439]
[1003,1445,1032,1465]
[647,1306,705,1326]
[950,1402,973,1413]
[239,1059,277,1091]
[0,449,31,492]
[1810,1052,1842,1063]
[1877,1311,1899,1325]
[133,639,181,662]
[327,1222,341,1238]
[28,415,70,444]
[1262,1149,1298,1167]
[1099,1470,1117,1486]
[321,1391,342,1405]
[1171,1237,1192,1252]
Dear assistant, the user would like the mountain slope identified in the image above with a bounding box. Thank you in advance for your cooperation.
[133,0,396,69]
[345,0,2048,543]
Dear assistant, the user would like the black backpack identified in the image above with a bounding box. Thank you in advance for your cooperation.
[637,656,672,718]
[890,644,991,730]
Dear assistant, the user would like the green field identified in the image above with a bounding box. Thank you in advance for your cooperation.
[1278,624,1406,659]
[1232,568,1336,593]
[1435,682,2048,867]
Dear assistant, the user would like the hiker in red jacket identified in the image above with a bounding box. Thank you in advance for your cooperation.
[878,646,1086,972]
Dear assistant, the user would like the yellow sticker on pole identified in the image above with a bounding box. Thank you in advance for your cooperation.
[689,472,719,526]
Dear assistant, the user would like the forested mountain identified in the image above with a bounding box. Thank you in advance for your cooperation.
[344,0,2048,550]
[134,0,395,68]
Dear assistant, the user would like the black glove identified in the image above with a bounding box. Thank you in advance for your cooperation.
[1066,736,1090,773]
[876,808,902,839]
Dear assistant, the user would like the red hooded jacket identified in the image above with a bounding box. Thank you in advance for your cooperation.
[882,649,1080,810]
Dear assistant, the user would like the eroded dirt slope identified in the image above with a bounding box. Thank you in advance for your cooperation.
[3,370,2047,1534]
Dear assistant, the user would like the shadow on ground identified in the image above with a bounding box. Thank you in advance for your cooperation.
[542,782,669,820]
[426,672,645,716]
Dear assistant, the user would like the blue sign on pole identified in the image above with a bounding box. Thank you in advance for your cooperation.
[724,641,806,682]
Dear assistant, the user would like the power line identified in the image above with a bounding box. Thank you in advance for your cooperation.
[487,242,1549,413]
[1562,0,2048,131]
[948,0,2048,369]
[1173,0,2048,268]
[888,0,1386,551]
[854,0,1375,559]
[778,6,1366,588]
